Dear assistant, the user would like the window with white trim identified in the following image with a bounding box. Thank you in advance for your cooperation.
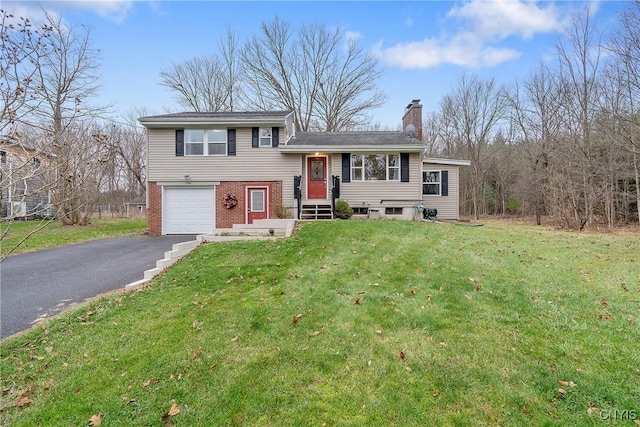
[423,171,441,195]
[259,128,272,147]
[351,154,400,181]
[184,129,227,156]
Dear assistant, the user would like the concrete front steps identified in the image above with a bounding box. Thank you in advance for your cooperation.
[125,219,296,291]
[200,219,296,240]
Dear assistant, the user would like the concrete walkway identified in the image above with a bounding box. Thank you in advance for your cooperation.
[125,219,296,290]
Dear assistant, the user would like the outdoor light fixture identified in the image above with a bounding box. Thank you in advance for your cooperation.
[184,175,191,184]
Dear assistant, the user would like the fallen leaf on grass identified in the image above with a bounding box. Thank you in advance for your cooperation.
[192,348,201,360]
[587,406,600,415]
[191,320,203,329]
[142,378,159,388]
[633,419,640,426]
[558,380,576,388]
[399,350,406,361]
[309,330,321,337]
[464,294,473,300]
[89,413,102,426]
[17,396,33,407]
[162,403,181,421]
[354,298,363,305]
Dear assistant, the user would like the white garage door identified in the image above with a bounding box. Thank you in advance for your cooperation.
[164,187,215,234]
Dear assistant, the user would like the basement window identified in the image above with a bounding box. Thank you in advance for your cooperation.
[385,207,403,215]
[352,207,369,215]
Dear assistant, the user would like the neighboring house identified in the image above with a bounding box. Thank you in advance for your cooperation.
[0,139,55,219]
[139,100,469,235]
[126,196,147,218]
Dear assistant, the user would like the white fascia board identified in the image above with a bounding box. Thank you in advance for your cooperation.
[423,157,471,166]
[279,145,424,153]
[140,117,287,128]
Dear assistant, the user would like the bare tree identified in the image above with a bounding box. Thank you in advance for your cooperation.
[107,109,147,197]
[160,28,242,112]
[160,55,231,112]
[0,9,52,135]
[439,74,508,219]
[507,64,565,225]
[241,17,386,131]
[31,12,105,225]
[553,6,603,229]
[606,0,640,224]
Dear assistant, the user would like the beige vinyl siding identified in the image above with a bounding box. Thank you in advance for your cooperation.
[331,153,422,216]
[421,164,461,220]
[147,127,300,207]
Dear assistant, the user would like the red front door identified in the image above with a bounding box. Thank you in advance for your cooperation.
[307,157,327,199]
[247,187,268,224]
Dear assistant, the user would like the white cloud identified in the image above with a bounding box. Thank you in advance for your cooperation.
[60,1,135,23]
[2,0,136,24]
[375,32,520,69]
[345,30,362,43]
[378,0,562,70]
[448,0,562,40]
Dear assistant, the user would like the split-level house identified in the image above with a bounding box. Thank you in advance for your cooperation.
[139,100,469,235]
[0,138,55,219]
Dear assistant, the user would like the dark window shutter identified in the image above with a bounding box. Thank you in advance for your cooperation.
[272,127,279,147]
[342,153,351,183]
[400,153,410,182]
[252,127,259,148]
[441,170,449,196]
[227,129,236,156]
[175,129,184,156]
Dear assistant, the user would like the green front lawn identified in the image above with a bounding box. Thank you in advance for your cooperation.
[0,218,148,257]
[1,221,638,426]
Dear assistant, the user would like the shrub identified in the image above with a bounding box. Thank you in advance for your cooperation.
[334,199,353,219]
[273,204,292,219]
[507,196,522,214]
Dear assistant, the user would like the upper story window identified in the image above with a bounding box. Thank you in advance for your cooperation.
[184,129,227,156]
[423,170,441,195]
[0,151,6,164]
[33,157,41,167]
[259,128,272,147]
[351,154,400,181]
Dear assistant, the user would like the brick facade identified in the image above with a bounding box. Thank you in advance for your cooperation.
[148,180,283,234]
[216,181,282,229]
[147,181,162,236]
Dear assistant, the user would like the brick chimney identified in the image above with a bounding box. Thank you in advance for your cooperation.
[401,99,422,141]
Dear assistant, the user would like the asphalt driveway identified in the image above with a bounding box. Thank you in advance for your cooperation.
[0,235,196,339]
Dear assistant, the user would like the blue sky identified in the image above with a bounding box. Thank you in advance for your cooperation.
[3,0,628,129]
